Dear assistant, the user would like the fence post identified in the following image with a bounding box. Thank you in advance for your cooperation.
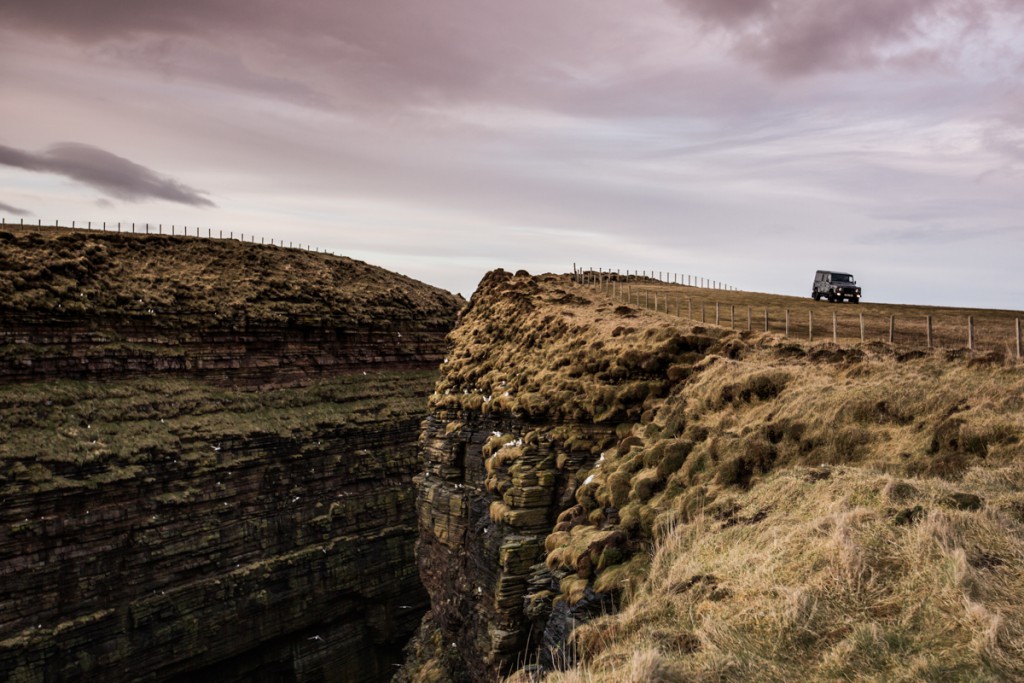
[747,306,751,331]
[926,316,932,348]
[688,298,692,320]
[832,312,837,343]
[715,302,720,325]
[1017,319,1021,360]
[889,316,895,344]
[702,303,706,323]
[764,308,768,332]
[968,316,974,352]
[785,309,790,337]
[730,304,734,329]
[809,311,813,341]
[654,292,658,311]
[859,314,864,342]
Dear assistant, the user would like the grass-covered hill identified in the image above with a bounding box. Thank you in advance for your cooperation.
[436,271,1024,682]
[583,272,1022,355]
[0,226,462,680]
[0,225,460,327]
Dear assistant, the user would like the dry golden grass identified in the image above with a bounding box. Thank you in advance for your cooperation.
[444,271,1024,682]
[547,464,1024,682]
[0,225,460,326]
[585,274,1022,356]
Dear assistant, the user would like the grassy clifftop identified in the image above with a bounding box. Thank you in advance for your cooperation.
[0,226,460,326]
[544,332,1024,682]
[435,270,1024,681]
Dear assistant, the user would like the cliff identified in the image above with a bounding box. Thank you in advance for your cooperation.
[0,226,462,682]
[400,269,1024,682]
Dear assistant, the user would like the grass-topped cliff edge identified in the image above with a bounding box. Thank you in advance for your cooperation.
[0,226,463,681]
[431,269,1024,682]
[0,225,460,327]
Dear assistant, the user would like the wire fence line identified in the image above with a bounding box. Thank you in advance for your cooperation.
[580,270,1023,361]
[0,218,337,256]
[573,264,738,292]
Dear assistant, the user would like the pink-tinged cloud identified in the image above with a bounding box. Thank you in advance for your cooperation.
[0,142,215,207]
[668,0,1019,75]
[1,1,1022,308]
[0,200,31,216]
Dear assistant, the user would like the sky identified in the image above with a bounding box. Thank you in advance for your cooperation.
[1,1,1022,308]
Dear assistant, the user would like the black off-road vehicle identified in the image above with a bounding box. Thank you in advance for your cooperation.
[812,270,861,303]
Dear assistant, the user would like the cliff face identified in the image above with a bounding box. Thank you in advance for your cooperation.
[400,270,725,681]
[0,227,462,682]
[404,269,1024,683]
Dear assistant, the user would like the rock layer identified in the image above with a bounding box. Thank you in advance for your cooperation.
[400,270,723,681]
[0,227,461,682]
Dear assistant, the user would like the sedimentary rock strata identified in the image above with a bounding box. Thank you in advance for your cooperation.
[0,227,461,682]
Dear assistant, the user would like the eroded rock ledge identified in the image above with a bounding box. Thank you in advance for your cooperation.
[0,227,462,682]
[398,270,725,681]
[402,269,1024,683]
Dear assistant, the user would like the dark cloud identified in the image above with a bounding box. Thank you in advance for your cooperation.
[0,0,637,113]
[668,0,1014,76]
[0,142,215,207]
[0,201,31,216]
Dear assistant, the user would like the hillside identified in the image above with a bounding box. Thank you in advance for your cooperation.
[0,225,457,327]
[399,269,1024,682]
[0,226,462,682]
[580,271,1022,354]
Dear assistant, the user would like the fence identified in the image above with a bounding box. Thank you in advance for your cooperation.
[0,218,335,255]
[573,265,737,292]
[579,269,1023,360]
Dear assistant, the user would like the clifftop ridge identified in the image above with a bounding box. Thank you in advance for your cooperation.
[405,267,1024,683]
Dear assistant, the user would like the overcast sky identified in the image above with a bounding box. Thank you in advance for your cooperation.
[2,1,1022,308]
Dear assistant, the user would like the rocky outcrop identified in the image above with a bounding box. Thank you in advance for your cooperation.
[403,270,1024,683]
[0,227,461,682]
[399,270,723,681]
[413,415,617,681]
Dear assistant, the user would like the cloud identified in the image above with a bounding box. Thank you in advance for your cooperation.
[0,142,215,206]
[667,0,1018,76]
[0,200,31,216]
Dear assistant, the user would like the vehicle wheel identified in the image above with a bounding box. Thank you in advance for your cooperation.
[852,298,859,304]
[827,292,836,302]
[812,292,821,301]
